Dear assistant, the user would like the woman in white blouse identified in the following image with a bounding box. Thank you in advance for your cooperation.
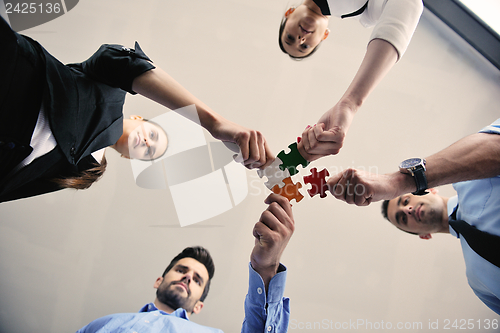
[278,0,423,161]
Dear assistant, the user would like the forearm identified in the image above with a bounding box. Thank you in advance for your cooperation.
[387,132,500,197]
[425,133,500,187]
[131,68,222,133]
[338,39,398,111]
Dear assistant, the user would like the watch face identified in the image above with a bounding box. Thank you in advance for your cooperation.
[400,158,422,168]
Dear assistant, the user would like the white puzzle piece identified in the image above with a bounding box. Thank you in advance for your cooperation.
[257,157,291,189]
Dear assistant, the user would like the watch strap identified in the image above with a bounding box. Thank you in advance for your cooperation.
[412,166,428,195]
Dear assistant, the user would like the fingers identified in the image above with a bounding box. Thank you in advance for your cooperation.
[255,194,295,239]
[261,140,275,169]
[301,124,343,157]
[264,193,293,222]
[236,130,273,170]
[327,168,373,206]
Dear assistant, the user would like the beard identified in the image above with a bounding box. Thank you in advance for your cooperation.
[156,280,197,313]
[420,204,443,227]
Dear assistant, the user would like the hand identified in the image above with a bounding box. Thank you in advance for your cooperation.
[210,117,274,170]
[327,168,410,206]
[251,193,295,290]
[300,102,355,161]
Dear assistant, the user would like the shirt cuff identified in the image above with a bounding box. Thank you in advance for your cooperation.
[479,118,500,135]
[247,262,287,305]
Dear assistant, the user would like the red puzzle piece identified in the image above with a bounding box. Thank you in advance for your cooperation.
[303,167,330,198]
[271,177,304,203]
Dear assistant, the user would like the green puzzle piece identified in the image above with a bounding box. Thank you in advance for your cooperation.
[277,142,309,176]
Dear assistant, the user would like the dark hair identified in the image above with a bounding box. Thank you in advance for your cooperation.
[278,17,321,60]
[381,199,419,236]
[162,246,215,302]
[381,199,390,220]
[52,155,107,190]
[52,119,168,189]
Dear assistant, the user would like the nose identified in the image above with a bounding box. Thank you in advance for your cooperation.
[139,126,151,147]
[403,205,413,216]
[296,32,306,43]
[181,272,192,285]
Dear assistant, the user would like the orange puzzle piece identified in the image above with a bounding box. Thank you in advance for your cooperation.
[271,177,304,203]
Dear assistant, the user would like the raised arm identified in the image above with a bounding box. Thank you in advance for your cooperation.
[327,120,500,205]
[300,0,424,161]
[131,67,274,169]
[299,38,398,161]
[242,193,294,333]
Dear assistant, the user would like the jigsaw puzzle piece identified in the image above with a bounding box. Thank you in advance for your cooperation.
[257,157,290,189]
[271,177,304,203]
[277,142,309,176]
[303,167,330,198]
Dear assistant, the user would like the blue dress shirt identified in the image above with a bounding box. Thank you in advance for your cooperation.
[242,263,290,333]
[447,118,500,315]
[76,263,290,332]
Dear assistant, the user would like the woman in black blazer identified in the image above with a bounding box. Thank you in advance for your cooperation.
[0,16,273,202]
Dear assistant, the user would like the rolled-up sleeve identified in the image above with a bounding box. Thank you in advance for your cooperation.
[479,118,500,135]
[69,42,156,94]
[369,0,423,60]
[241,263,290,333]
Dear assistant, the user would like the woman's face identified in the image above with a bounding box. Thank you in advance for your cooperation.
[117,117,168,160]
[281,5,329,57]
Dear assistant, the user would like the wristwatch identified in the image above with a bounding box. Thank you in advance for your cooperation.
[399,158,428,195]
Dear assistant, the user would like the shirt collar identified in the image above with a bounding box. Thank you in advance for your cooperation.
[447,195,459,237]
[139,303,190,320]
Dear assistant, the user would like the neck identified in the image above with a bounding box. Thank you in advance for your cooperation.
[440,196,451,234]
[153,299,190,318]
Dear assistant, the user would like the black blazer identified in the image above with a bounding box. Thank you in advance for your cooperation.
[0,28,155,202]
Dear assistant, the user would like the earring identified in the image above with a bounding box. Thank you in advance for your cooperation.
[323,28,330,40]
[285,7,295,17]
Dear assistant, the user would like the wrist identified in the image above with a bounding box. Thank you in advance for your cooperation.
[250,261,279,290]
[390,171,417,197]
[197,106,221,134]
[338,94,362,113]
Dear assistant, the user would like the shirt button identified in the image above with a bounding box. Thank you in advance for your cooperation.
[70,147,76,156]
[267,325,272,331]
[144,320,150,323]
[257,287,263,295]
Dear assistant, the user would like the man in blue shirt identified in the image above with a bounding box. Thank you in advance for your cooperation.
[77,193,294,332]
[324,119,500,314]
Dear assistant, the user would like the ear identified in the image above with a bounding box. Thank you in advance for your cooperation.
[322,28,330,40]
[191,300,204,315]
[419,234,432,240]
[130,115,144,121]
[153,277,163,289]
[428,188,438,194]
[284,7,295,18]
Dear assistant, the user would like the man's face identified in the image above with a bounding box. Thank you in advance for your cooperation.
[387,191,447,236]
[154,257,209,314]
